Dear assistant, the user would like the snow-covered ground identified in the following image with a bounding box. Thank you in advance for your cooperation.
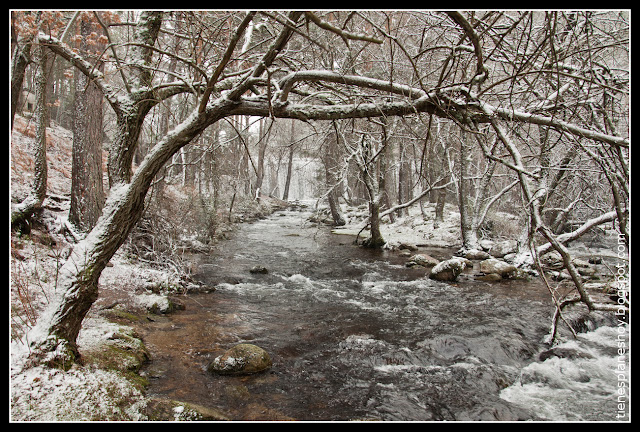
[333,202,464,249]
[10,229,183,420]
[10,116,195,421]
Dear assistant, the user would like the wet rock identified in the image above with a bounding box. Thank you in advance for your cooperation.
[476,273,503,282]
[489,240,518,258]
[207,343,272,376]
[572,258,591,268]
[429,258,467,281]
[461,249,491,260]
[540,251,563,269]
[406,253,440,268]
[145,398,231,421]
[538,253,597,278]
[538,347,594,362]
[249,265,269,274]
[577,266,596,277]
[479,258,517,278]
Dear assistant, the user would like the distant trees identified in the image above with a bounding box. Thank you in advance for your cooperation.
[10,10,628,367]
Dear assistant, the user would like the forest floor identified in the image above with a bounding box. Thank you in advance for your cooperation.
[9,115,622,421]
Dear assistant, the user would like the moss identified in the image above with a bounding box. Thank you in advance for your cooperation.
[82,330,150,374]
[45,342,80,371]
[102,308,144,323]
[121,370,149,392]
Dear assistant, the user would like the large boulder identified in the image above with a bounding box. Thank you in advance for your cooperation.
[489,240,518,258]
[461,248,491,260]
[429,258,467,282]
[207,343,272,376]
[479,258,517,279]
[539,251,563,269]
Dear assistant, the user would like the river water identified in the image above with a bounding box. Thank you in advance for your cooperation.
[139,206,629,421]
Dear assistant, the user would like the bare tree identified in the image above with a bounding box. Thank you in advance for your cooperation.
[321,121,346,226]
[19,10,627,367]
[11,37,48,228]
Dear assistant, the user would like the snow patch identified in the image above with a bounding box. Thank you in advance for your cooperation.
[10,365,147,421]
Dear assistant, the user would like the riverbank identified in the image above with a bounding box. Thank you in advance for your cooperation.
[9,115,285,421]
[319,199,623,293]
[10,197,627,421]
[9,115,281,420]
[9,190,290,421]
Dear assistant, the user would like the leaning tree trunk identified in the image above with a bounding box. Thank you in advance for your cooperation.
[25,11,305,368]
[27,107,219,369]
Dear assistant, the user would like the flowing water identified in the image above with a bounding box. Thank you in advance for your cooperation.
[138,205,629,421]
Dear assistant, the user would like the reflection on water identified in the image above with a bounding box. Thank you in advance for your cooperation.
[137,208,626,421]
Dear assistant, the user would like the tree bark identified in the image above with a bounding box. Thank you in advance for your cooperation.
[360,130,386,249]
[11,42,48,229]
[324,122,346,226]
[69,17,105,234]
[10,41,30,129]
[397,143,412,218]
[457,128,480,251]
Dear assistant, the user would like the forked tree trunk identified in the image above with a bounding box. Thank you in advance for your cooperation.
[359,132,386,249]
[364,198,385,248]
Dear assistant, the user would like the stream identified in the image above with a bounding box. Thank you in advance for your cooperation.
[138,205,628,421]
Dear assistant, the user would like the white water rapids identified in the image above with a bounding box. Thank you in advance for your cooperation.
[140,207,629,421]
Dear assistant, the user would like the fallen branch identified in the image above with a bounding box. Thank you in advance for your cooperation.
[379,180,453,219]
[536,210,617,256]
